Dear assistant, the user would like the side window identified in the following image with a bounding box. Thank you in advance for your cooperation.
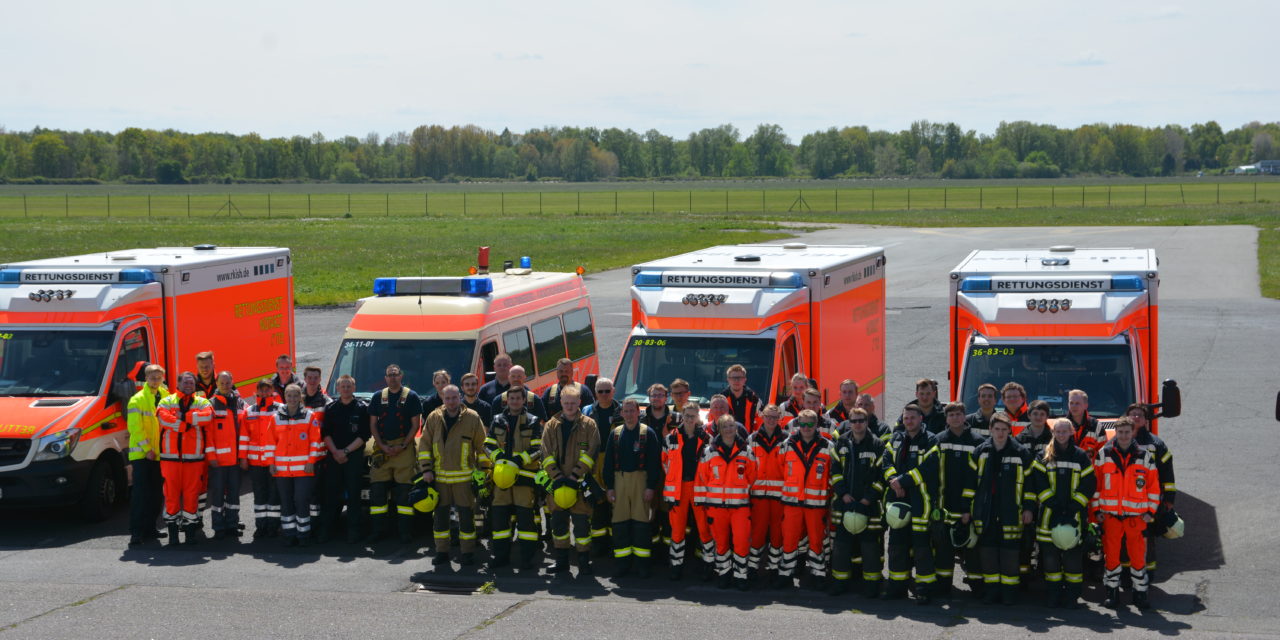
[112,327,150,399]
[563,308,596,361]
[480,341,500,378]
[776,333,799,403]
[502,328,534,376]
[532,317,566,377]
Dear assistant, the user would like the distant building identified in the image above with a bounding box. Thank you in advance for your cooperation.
[1234,164,1260,175]
[1259,160,1280,175]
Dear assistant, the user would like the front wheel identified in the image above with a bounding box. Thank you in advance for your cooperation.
[79,457,124,522]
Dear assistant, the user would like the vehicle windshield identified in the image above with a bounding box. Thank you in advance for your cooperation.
[613,335,774,407]
[328,338,475,397]
[0,330,115,396]
[960,343,1136,417]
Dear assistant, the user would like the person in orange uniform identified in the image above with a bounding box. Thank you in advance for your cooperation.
[699,415,756,590]
[779,373,810,420]
[1000,382,1029,426]
[206,371,247,540]
[156,372,214,545]
[245,379,283,538]
[193,351,217,399]
[748,404,788,578]
[1093,417,1160,610]
[664,403,711,580]
[266,383,325,547]
[776,409,836,589]
[720,364,760,431]
[1066,390,1104,461]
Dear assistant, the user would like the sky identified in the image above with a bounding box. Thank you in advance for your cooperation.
[2,0,1276,141]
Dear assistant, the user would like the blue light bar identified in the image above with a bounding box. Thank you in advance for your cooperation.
[118,268,156,284]
[461,277,493,296]
[768,272,804,288]
[633,271,662,286]
[959,276,992,292]
[0,269,20,283]
[519,256,532,269]
[372,277,397,296]
[1110,275,1146,291]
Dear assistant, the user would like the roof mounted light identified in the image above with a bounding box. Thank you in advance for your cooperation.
[118,269,156,283]
[373,276,493,297]
[959,276,992,292]
[0,269,20,283]
[768,272,804,288]
[1110,275,1145,291]
[633,271,662,286]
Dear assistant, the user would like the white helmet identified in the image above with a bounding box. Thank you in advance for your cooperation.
[885,502,912,530]
[1162,515,1185,539]
[1050,523,1081,550]
[842,510,869,535]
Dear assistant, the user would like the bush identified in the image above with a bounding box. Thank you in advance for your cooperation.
[334,162,364,184]
[155,160,186,184]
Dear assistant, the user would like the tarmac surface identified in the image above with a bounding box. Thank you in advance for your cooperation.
[3,224,1278,638]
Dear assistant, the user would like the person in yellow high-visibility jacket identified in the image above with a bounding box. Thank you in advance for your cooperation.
[127,363,167,547]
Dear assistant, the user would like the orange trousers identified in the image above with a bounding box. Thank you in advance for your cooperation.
[161,460,204,525]
[781,505,828,576]
[749,498,784,569]
[667,481,709,566]
[1102,516,1147,571]
[708,506,751,578]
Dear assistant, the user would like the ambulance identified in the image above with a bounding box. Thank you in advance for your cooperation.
[948,246,1180,432]
[613,243,887,415]
[0,245,294,519]
[327,249,598,397]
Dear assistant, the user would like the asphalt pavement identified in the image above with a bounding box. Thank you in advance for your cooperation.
[3,224,1278,638]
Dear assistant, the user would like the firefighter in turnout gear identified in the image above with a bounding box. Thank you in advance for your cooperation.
[1029,419,1096,609]
[932,402,982,598]
[1015,400,1054,583]
[543,358,594,419]
[894,379,946,435]
[421,384,491,566]
[972,413,1035,606]
[1127,403,1176,578]
[698,415,756,590]
[776,410,836,589]
[156,372,214,545]
[245,380,283,538]
[964,383,999,441]
[1094,417,1160,610]
[829,407,888,597]
[881,403,942,603]
[206,372,246,540]
[664,403,712,580]
[541,387,600,575]
[748,405,788,578]
[485,385,543,570]
[367,364,423,545]
[604,398,664,578]
[126,363,167,547]
[583,377,624,554]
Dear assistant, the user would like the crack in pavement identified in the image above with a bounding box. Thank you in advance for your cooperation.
[0,584,131,634]
[455,598,532,639]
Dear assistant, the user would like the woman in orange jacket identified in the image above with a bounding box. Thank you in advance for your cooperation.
[698,415,756,590]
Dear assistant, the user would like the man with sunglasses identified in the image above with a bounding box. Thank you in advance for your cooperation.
[776,410,836,589]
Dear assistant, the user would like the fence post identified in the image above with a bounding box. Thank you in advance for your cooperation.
[652,191,655,213]
[1081,186,1085,208]
[187,193,191,217]
[616,191,619,214]
[943,188,947,209]
[1143,184,1147,206]
[539,192,542,215]
[871,188,875,210]
[1180,183,1185,204]
[576,191,580,214]
[835,189,839,212]
[386,193,390,217]
[501,192,505,215]
[1107,185,1111,207]
[1255,182,1258,202]
[979,187,983,209]
[1051,186,1055,207]
[1216,183,1220,204]
[148,194,152,217]
[424,193,428,217]
[725,190,728,213]
[464,192,468,215]
[348,193,353,214]
[688,190,692,212]
[762,190,765,213]
[23,193,27,217]
[1015,187,1019,209]
[268,193,272,218]
[907,188,911,210]
[66,193,70,217]
[107,194,111,218]
[308,193,312,216]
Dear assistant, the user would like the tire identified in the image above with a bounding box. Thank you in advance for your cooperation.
[80,457,124,522]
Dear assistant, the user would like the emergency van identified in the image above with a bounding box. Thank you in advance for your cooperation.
[948,246,1180,432]
[0,245,294,519]
[327,250,598,397]
[613,243,886,415]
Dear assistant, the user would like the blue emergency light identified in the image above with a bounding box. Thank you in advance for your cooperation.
[1110,275,1146,291]
[118,269,156,283]
[373,276,493,297]
[0,269,21,283]
[633,271,662,286]
[461,277,494,296]
[769,272,804,288]
[372,278,398,296]
[520,256,532,269]
[959,276,992,292]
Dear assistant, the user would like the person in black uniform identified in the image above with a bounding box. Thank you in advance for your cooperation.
[543,358,594,419]
[894,379,946,434]
[319,374,370,543]
[720,364,760,430]
[421,369,451,418]
[965,383,999,441]
[933,402,982,598]
[829,407,887,597]
[1015,399,1053,583]
[494,365,548,421]
[460,373,493,427]
[971,412,1034,605]
[882,403,941,603]
[583,377,624,555]
[1128,402,1176,579]
[478,353,513,407]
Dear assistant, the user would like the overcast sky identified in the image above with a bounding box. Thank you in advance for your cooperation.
[3,0,1275,141]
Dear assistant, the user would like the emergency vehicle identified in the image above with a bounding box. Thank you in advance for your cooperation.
[613,243,887,415]
[948,246,1180,432]
[327,249,598,397]
[0,245,295,519]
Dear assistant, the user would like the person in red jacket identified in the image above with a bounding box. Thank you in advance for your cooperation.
[1066,390,1104,461]
[245,379,283,538]
[719,364,760,431]
[206,371,246,540]
[664,403,711,580]
[266,384,325,547]
[775,410,835,589]
[699,415,756,590]
[1093,417,1160,609]
[156,372,214,545]
[1001,382,1029,427]
[748,405,787,577]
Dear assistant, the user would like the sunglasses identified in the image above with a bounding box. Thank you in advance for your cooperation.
[848,418,867,424]
[597,389,613,393]
[796,422,816,428]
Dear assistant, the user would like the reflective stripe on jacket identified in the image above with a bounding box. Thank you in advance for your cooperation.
[126,384,168,461]
[156,392,213,462]
[266,406,323,477]
[697,436,756,507]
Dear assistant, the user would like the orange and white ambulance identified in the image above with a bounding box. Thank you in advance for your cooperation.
[327,251,599,397]
[0,245,294,518]
[612,243,887,417]
[948,246,1180,433]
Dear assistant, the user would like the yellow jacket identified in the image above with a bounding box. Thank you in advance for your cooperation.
[126,384,168,461]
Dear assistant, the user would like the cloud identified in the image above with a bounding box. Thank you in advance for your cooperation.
[494,52,543,61]
[1063,51,1106,67]
[1150,5,1184,19]
[843,31,865,39]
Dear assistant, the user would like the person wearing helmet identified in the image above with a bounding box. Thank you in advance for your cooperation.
[420,384,491,567]
[829,406,887,597]
[1094,416,1160,610]
[932,402,982,599]
[664,402,711,581]
[1028,418,1096,609]
[583,377,624,557]
[485,385,543,570]
[540,387,600,575]
[604,398,664,578]
[971,412,1035,605]
[1015,400,1054,584]
[881,403,942,603]
[748,405,788,581]
[1128,403,1177,579]
[776,410,837,590]
[698,414,756,590]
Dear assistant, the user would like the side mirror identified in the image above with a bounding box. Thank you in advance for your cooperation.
[484,370,496,383]
[584,374,598,391]
[108,378,134,407]
[1157,379,1181,419]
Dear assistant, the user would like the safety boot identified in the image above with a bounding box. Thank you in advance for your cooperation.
[577,552,593,576]
[550,548,572,574]
[1132,590,1151,610]
[1001,584,1018,606]
[1047,583,1063,608]
[827,578,848,596]
[1063,583,1082,609]
[718,573,732,589]
[1103,586,1120,609]
[862,579,881,599]
[668,564,683,581]
[167,523,181,546]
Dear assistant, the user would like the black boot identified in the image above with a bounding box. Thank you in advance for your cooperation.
[1063,582,1082,609]
[550,548,571,574]
[432,551,451,566]
[827,579,848,596]
[1001,584,1018,606]
[862,579,881,599]
[167,523,181,546]
[668,563,683,581]
[1103,586,1120,609]
[636,556,651,579]
[881,581,906,600]
[1047,583,1063,608]
[519,541,538,570]
[613,554,632,578]
[771,573,792,590]
[364,515,387,545]
[982,584,1000,605]
[718,573,732,589]
[1132,590,1151,610]
[736,577,750,591]
[577,552,593,576]
[183,524,203,545]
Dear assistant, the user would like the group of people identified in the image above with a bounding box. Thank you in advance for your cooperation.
[125,353,1178,612]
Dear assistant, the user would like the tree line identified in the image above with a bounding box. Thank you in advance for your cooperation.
[0,120,1276,184]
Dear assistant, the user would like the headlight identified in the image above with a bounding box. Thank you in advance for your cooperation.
[33,428,82,462]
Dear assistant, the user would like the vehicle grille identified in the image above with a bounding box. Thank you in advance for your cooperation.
[0,438,33,466]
